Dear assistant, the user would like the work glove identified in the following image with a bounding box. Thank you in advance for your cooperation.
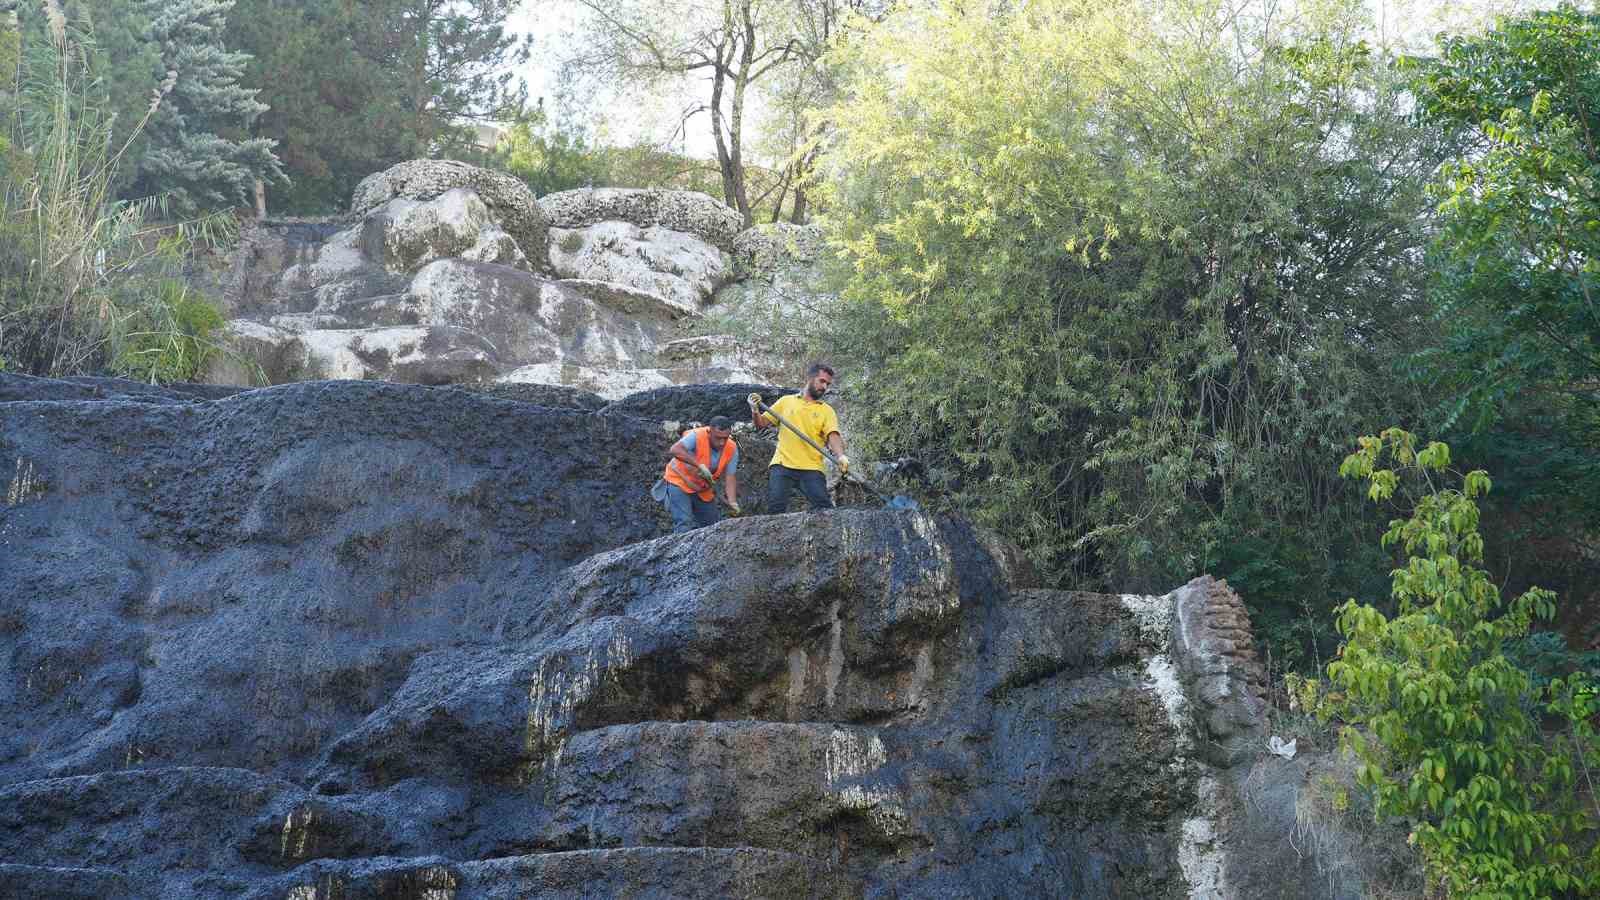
[836,455,850,476]
[747,392,763,408]
[727,502,743,517]
[696,463,715,481]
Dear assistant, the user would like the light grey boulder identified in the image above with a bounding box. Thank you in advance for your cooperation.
[556,278,696,321]
[205,321,500,386]
[350,159,550,269]
[360,189,528,274]
[547,221,733,313]
[539,188,745,250]
[731,222,824,274]
[496,363,676,400]
[222,219,348,316]
[408,260,675,370]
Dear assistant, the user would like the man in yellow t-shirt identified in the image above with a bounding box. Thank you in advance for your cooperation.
[749,362,850,513]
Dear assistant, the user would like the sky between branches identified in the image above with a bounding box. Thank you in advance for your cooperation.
[507,0,1564,161]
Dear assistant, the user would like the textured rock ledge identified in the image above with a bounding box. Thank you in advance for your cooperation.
[1,375,1315,899]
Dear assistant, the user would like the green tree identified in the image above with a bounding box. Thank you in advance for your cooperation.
[1327,428,1600,898]
[817,0,1444,627]
[384,0,530,155]
[131,0,283,214]
[228,0,529,214]
[1410,4,1600,427]
[552,0,814,226]
[491,100,611,196]
[226,0,416,213]
[1405,4,1600,648]
[2,3,229,377]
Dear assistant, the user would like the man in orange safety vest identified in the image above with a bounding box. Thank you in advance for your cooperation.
[651,415,741,533]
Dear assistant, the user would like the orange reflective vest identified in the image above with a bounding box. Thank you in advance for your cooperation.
[662,426,736,501]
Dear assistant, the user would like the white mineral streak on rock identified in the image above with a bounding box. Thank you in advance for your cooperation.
[908,644,933,709]
[526,625,633,768]
[824,729,887,784]
[786,647,808,719]
[906,512,959,617]
[824,730,907,835]
[279,806,326,861]
[6,457,40,506]
[418,865,459,899]
[1123,590,1228,900]
[825,600,844,709]
[1120,592,1173,647]
[286,887,317,900]
[1180,777,1226,899]
[836,782,911,834]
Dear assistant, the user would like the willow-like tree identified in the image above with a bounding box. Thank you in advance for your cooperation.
[552,0,810,225]
[816,0,1447,651]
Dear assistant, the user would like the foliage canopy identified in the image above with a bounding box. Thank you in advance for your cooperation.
[818,0,1444,625]
[1327,428,1600,898]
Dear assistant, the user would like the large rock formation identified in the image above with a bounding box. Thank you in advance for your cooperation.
[0,374,1359,898]
[207,163,796,398]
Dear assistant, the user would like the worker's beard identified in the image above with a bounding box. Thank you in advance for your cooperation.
[806,383,825,400]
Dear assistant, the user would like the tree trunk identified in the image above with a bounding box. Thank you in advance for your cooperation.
[708,42,740,215]
[727,0,756,226]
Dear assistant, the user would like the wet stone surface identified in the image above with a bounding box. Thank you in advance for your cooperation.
[0,374,1286,899]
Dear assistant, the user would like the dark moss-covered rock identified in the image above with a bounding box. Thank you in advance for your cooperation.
[451,381,607,410]
[0,373,244,404]
[600,382,783,423]
[0,375,1313,899]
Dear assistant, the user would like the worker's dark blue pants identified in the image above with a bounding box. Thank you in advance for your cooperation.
[767,464,833,513]
[664,486,721,533]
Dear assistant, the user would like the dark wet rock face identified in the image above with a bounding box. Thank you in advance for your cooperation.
[2,375,1304,899]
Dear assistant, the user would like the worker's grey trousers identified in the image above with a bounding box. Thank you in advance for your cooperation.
[663,485,721,533]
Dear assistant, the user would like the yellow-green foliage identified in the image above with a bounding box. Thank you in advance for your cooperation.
[113,280,224,384]
[1328,428,1600,898]
[0,7,230,380]
[817,0,1439,599]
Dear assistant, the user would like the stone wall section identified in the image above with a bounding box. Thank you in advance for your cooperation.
[205,163,806,397]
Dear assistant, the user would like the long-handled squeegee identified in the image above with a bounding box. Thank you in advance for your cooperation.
[748,393,919,511]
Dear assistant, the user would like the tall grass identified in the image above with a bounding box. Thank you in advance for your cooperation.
[0,3,230,380]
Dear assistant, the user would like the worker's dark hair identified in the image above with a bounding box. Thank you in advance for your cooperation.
[806,362,835,379]
[708,415,733,431]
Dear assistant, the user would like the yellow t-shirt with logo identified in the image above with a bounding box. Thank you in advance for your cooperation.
[763,393,840,472]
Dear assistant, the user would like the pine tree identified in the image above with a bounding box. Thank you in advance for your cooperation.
[228,0,528,214]
[227,0,422,214]
[133,0,282,215]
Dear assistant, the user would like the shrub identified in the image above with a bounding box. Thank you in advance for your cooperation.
[0,5,231,380]
[1326,427,1600,897]
[112,280,225,384]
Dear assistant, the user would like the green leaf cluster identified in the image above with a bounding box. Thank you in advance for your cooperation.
[1404,4,1600,565]
[490,104,612,197]
[1410,4,1600,426]
[1,7,234,378]
[817,0,1442,608]
[1327,428,1600,898]
[111,278,225,384]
